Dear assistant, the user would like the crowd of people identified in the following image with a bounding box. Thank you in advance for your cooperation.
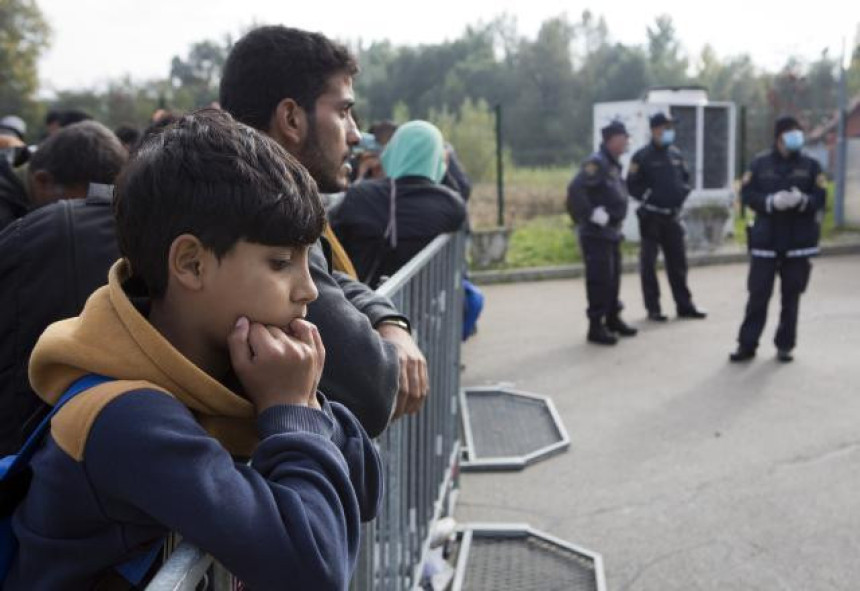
[0,25,470,590]
[0,19,830,591]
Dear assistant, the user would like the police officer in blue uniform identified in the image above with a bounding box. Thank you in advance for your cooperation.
[627,112,707,322]
[730,116,827,363]
[567,121,638,345]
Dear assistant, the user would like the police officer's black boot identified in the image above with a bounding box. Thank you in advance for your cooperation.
[588,321,618,346]
[777,349,794,363]
[606,314,638,337]
[729,347,756,363]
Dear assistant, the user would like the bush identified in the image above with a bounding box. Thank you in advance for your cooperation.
[429,98,498,183]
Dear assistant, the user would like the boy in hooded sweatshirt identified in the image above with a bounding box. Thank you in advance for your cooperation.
[5,109,382,590]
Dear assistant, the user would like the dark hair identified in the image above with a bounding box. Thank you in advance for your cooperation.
[774,115,801,139]
[139,111,182,145]
[29,121,127,187]
[58,109,93,127]
[45,110,61,125]
[220,26,358,131]
[114,109,325,299]
[114,124,141,148]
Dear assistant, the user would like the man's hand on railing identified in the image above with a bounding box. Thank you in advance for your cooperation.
[376,323,429,419]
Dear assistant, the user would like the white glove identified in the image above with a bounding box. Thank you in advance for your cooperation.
[772,191,793,211]
[590,206,610,227]
[788,186,807,209]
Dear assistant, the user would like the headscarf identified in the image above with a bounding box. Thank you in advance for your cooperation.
[380,121,447,183]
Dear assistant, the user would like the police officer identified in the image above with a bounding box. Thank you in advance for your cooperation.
[567,121,638,345]
[627,112,707,322]
[730,116,826,363]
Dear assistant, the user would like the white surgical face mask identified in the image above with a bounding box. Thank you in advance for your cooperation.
[782,130,804,152]
[661,129,676,146]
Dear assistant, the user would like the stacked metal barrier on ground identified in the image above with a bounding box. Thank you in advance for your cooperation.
[146,231,465,591]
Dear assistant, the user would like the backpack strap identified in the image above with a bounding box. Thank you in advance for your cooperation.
[4,374,113,476]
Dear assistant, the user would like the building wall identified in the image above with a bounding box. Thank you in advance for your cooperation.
[845,138,860,227]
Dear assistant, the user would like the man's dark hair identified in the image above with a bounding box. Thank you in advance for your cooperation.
[220,26,358,131]
[58,109,93,127]
[45,110,61,125]
[114,124,141,148]
[29,121,127,187]
[114,109,325,299]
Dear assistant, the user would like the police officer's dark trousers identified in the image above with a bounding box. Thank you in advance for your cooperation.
[737,255,812,351]
[638,210,692,314]
[579,233,622,321]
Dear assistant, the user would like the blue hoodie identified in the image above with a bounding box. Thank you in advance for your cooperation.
[5,259,383,590]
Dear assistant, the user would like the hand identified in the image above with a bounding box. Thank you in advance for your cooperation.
[377,323,429,419]
[788,186,806,209]
[228,317,325,413]
[590,206,610,227]
[772,191,793,211]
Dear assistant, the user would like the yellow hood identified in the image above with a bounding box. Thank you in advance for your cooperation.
[29,259,258,456]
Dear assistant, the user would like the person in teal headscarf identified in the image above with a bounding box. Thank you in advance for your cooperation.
[330,120,466,287]
[380,120,448,183]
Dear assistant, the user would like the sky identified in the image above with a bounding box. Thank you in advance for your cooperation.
[37,0,859,93]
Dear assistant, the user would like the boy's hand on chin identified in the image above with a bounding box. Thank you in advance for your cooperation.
[228,316,326,414]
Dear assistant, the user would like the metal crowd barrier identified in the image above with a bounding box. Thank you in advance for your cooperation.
[146,231,466,591]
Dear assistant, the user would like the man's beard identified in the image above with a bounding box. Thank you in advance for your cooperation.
[298,119,345,194]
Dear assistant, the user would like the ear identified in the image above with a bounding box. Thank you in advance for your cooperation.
[31,169,52,188]
[271,98,308,150]
[29,170,55,206]
[167,234,209,292]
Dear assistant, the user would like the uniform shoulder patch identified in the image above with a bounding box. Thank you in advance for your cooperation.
[628,161,640,174]
[742,171,753,186]
[816,173,828,189]
[584,161,599,176]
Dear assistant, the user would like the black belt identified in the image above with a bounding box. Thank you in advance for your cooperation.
[640,203,679,216]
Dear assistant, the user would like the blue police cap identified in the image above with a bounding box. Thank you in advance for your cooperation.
[601,120,629,141]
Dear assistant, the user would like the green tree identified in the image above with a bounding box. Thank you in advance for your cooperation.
[647,15,689,86]
[0,0,50,137]
[506,15,578,166]
[429,98,497,181]
[169,37,232,110]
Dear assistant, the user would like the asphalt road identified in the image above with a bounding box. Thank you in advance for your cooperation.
[457,255,860,590]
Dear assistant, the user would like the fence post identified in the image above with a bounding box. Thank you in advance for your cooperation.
[834,43,849,229]
[495,104,505,228]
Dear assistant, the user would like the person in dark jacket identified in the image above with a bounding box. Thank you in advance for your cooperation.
[567,121,638,345]
[330,120,467,288]
[0,187,119,455]
[0,121,126,232]
[220,26,427,424]
[0,122,128,455]
[627,112,707,321]
[730,116,827,363]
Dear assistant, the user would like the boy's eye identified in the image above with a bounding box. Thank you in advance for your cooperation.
[269,259,291,271]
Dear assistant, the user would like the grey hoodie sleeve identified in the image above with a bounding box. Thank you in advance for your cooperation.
[307,243,399,437]
[332,270,408,328]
